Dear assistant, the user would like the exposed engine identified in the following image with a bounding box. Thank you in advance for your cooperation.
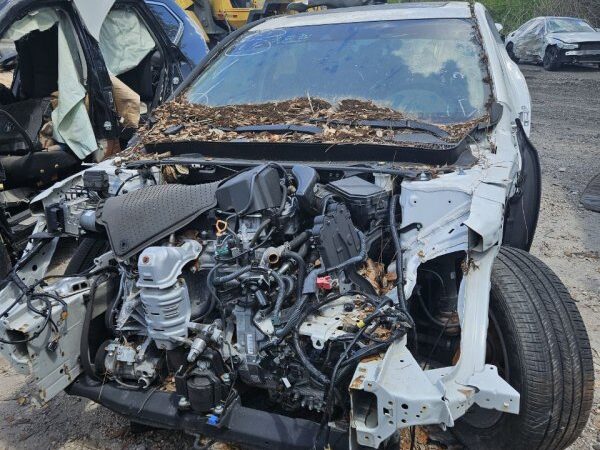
[81,163,412,426]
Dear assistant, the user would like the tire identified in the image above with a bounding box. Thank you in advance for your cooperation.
[506,42,519,63]
[453,247,594,450]
[543,46,561,71]
[64,237,110,275]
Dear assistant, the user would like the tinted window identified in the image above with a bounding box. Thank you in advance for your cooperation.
[186,19,492,124]
[147,2,182,43]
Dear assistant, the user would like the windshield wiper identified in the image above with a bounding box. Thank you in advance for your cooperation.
[311,118,449,139]
[233,124,323,135]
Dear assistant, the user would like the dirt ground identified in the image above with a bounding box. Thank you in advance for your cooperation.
[0,64,598,450]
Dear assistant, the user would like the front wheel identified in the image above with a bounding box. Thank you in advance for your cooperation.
[453,247,594,450]
[543,46,562,71]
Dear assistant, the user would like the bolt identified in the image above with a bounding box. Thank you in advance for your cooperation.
[142,255,150,264]
[222,373,231,383]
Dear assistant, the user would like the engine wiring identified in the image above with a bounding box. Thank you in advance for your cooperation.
[0,161,446,450]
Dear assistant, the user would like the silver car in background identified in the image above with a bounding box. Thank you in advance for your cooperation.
[505,16,600,70]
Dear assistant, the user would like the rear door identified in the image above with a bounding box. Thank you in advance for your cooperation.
[145,0,209,76]
[514,18,545,61]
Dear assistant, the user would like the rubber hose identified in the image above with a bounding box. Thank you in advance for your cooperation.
[389,195,408,312]
[281,249,306,303]
[249,219,271,247]
[212,265,252,285]
[81,272,111,381]
[269,269,287,320]
[288,231,310,250]
[281,275,295,297]
[292,331,329,386]
[297,241,309,258]
[274,294,310,338]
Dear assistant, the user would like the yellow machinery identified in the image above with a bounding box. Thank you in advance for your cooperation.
[177,0,293,45]
[177,0,382,46]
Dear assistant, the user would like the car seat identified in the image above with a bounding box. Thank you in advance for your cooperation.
[15,26,59,99]
[0,25,81,189]
[118,50,163,103]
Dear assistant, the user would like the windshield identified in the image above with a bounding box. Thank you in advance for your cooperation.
[546,18,594,33]
[185,19,492,124]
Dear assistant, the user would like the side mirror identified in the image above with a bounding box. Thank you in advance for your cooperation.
[495,23,504,33]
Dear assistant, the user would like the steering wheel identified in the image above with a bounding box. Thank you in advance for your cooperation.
[390,89,448,117]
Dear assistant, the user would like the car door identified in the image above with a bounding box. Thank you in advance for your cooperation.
[145,0,209,77]
[513,18,545,61]
[0,1,120,153]
[99,0,207,125]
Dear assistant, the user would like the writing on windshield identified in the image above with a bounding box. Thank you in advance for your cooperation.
[186,19,492,124]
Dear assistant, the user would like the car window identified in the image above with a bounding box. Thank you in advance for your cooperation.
[519,19,542,37]
[515,19,535,35]
[546,18,594,33]
[185,19,492,124]
[146,1,183,44]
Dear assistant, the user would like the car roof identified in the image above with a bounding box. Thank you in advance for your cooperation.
[254,1,472,31]
[537,16,590,22]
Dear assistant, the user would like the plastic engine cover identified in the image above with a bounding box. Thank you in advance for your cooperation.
[216,165,283,214]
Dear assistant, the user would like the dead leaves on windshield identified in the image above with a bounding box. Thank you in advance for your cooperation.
[137,97,485,149]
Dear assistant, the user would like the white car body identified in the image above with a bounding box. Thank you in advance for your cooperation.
[0,3,540,449]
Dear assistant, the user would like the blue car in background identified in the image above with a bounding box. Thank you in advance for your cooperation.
[145,0,209,73]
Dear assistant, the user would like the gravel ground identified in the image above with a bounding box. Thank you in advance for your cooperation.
[0,64,598,450]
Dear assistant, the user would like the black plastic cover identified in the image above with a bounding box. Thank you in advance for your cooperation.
[312,202,361,270]
[98,182,220,259]
[45,203,64,233]
[83,170,109,195]
[187,371,224,412]
[328,176,389,228]
[291,165,318,212]
[216,164,283,214]
[67,374,349,449]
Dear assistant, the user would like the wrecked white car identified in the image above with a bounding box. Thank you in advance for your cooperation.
[0,3,593,450]
[505,16,600,70]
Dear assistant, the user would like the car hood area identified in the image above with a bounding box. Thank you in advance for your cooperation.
[547,31,600,44]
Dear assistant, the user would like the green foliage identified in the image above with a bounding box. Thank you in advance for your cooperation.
[396,0,600,32]
[480,0,538,31]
